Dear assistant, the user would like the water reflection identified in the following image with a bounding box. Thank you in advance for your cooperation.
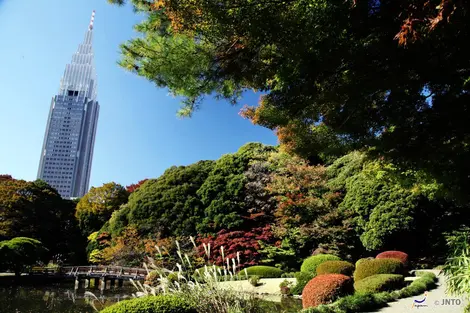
[0,285,135,313]
[0,284,303,313]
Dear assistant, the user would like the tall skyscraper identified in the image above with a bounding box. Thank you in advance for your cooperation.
[37,11,100,199]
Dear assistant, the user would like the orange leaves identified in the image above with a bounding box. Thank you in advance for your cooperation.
[239,104,258,123]
[393,0,464,46]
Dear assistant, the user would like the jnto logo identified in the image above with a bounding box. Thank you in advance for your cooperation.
[412,291,428,308]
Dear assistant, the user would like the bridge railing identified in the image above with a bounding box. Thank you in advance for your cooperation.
[61,265,148,277]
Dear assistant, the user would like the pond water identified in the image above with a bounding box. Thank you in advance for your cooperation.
[0,284,136,313]
[0,283,302,313]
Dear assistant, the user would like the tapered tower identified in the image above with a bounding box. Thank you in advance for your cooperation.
[37,11,100,198]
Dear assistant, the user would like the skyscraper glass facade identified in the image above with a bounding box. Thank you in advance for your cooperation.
[37,11,99,198]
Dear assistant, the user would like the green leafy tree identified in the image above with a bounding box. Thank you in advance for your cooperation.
[0,177,85,263]
[109,0,470,200]
[75,182,129,236]
[0,237,48,277]
[122,161,214,238]
[196,143,276,233]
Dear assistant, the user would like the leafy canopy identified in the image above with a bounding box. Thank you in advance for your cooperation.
[75,182,129,236]
[109,0,470,199]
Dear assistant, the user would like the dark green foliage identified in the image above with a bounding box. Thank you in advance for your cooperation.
[0,178,85,263]
[291,272,315,296]
[0,237,48,276]
[354,259,404,282]
[196,143,276,233]
[316,261,354,276]
[354,274,404,293]
[110,0,470,201]
[301,254,341,274]
[123,161,214,237]
[339,166,417,251]
[243,265,284,278]
[100,295,196,313]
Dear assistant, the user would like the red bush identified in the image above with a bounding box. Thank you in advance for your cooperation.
[302,274,353,309]
[376,251,409,266]
[197,225,275,269]
[126,179,148,193]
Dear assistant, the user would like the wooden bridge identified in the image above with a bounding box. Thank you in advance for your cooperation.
[29,265,149,289]
[62,265,148,280]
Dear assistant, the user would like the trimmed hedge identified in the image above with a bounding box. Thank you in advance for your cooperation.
[354,258,404,281]
[354,274,404,293]
[316,261,355,276]
[291,271,315,295]
[376,251,409,266]
[100,295,196,313]
[302,274,353,309]
[194,265,223,276]
[302,272,438,313]
[243,266,284,278]
[355,257,374,268]
[301,254,341,274]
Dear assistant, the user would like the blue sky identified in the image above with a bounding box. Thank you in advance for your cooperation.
[0,1,277,188]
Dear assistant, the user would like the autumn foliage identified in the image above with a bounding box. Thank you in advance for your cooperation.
[197,225,276,269]
[302,274,353,309]
[376,251,409,267]
[126,179,148,193]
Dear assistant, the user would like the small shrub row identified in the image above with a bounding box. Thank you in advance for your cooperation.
[301,254,341,274]
[243,265,284,278]
[354,274,404,293]
[301,272,438,313]
[354,258,403,281]
[317,261,355,276]
[100,294,196,313]
[302,274,354,309]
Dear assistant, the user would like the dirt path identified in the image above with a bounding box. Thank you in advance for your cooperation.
[367,270,468,313]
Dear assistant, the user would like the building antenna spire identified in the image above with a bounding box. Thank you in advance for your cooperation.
[89,10,96,30]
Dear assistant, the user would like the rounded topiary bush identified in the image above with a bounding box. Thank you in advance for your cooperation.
[355,257,374,268]
[354,274,405,293]
[354,258,404,282]
[243,266,284,278]
[100,294,196,313]
[194,265,223,277]
[376,251,409,266]
[301,254,341,274]
[316,261,355,276]
[302,274,353,309]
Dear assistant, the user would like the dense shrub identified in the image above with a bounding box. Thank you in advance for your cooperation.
[355,257,374,268]
[100,295,196,313]
[354,258,403,281]
[291,271,315,295]
[243,265,284,278]
[301,254,341,274]
[316,261,355,276]
[354,274,404,293]
[376,251,409,266]
[302,274,353,309]
[302,272,437,313]
[249,275,261,286]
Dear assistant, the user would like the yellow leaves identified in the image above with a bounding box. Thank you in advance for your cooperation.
[87,231,99,242]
